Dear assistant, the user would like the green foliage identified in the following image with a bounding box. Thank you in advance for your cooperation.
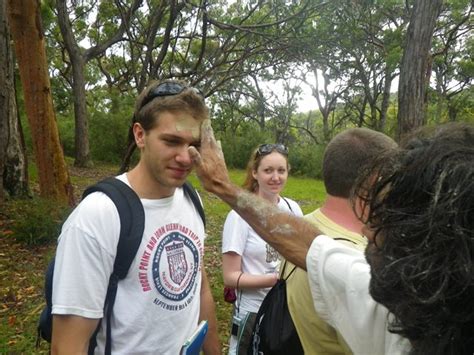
[219,124,273,169]
[289,143,326,179]
[89,112,132,164]
[57,114,76,157]
[9,198,71,246]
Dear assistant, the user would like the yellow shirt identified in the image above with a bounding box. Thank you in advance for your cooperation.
[282,209,366,355]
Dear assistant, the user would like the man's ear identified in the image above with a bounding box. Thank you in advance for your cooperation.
[133,122,146,148]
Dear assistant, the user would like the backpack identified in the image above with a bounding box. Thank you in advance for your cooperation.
[248,260,304,355]
[37,177,205,354]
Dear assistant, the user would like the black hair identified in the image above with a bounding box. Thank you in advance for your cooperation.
[354,123,474,354]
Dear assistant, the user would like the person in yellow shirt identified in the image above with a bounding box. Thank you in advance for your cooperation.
[282,128,397,354]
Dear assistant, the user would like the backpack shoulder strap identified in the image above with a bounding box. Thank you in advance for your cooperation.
[83,177,145,279]
[183,182,206,227]
[82,177,145,355]
[281,197,294,213]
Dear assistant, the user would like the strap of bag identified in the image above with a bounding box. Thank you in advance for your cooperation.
[83,177,145,355]
[281,197,294,213]
[280,259,297,282]
[183,182,206,227]
[280,197,297,281]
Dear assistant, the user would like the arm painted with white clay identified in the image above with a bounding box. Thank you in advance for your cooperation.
[189,120,320,270]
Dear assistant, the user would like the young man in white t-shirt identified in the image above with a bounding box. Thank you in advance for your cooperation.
[51,80,220,354]
[190,121,474,355]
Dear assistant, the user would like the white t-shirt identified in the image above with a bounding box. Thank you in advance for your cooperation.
[52,175,205,354]
[222,197,303,312]
[306,236,411,355]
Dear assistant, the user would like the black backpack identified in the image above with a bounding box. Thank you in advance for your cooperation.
[248,260,304,355]
[37,177,205,354]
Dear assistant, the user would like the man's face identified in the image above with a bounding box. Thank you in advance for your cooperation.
[135,110,201,195]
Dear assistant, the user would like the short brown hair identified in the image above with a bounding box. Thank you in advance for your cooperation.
[134,79,209,131]
[323,128,397,198]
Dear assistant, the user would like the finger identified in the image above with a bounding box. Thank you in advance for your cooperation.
[216,139,224,159]
[188,146,202,166]
[201,119,216,148]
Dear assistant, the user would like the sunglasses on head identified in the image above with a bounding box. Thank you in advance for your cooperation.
[140,82,204,109]
[257,143,289,156]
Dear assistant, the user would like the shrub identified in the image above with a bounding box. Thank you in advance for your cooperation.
[289,143,326,179]
[89,110,131,164]
[220,128,273,169]
[10,198,71,246]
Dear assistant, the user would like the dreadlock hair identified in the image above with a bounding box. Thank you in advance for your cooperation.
[354,123,474,355]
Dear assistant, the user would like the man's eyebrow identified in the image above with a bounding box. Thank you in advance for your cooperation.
[160,133,200,146]
[160,133,186,141]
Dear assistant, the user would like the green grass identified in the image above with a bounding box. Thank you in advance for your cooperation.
[1,166,325,353]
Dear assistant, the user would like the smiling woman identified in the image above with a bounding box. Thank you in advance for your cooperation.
[221,144,304,355]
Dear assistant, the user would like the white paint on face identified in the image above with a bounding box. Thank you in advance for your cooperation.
[175,114,201,139]
[138,111,200,197]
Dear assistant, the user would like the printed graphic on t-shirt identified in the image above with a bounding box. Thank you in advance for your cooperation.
[137,222,203,311]
[266,243,279,263]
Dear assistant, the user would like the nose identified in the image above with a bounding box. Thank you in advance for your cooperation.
[176,147,192,165]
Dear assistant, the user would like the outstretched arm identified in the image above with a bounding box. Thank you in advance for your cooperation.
[189,120,320,270]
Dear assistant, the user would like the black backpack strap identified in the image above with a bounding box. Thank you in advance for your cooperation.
[280,259,297,282]
[183,182,206,227]
[82,177,145,355]
[281,197,294,214]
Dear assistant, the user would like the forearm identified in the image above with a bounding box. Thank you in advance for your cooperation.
[218,184,317,270]
[190,120,320,270]
[224,270,278,289]
[200,270,221,355]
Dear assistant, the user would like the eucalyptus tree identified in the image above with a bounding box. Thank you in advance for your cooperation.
[55,0,142,167]
[113,0,324,169]
[8,0,74,205]
[0,0,28,201]
[431,0,473,123]
[397,0,444,138]
[294,0,407,137]
[45,0,323,168]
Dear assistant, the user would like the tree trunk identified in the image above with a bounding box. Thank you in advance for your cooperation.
[0,0,29,201]
[72,56,91,167]
[397,0,443,140]
[56,0,142,168]
[379,69,393,132]
[56,0,91,167]
[7,0,74,206]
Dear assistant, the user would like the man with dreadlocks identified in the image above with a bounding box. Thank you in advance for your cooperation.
[189,122,474,355]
